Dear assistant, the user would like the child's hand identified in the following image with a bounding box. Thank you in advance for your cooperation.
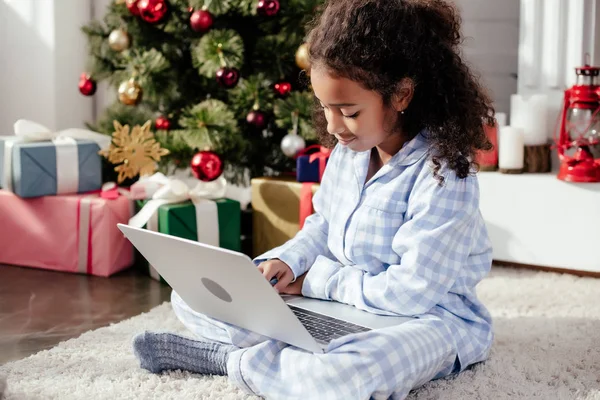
[278,273,307,295]
[257,259,295,293]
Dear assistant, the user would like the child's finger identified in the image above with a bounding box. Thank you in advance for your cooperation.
[274,272,293,292]
[261,263,277,281]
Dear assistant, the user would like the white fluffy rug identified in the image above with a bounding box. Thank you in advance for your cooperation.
[2,267,600,400]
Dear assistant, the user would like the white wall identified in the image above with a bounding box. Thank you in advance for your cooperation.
[455,0,520,115]
[0,0,93,134]
[518,0,599,140]
[54,0,95,130]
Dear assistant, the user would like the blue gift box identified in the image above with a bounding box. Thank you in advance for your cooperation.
[0,139,102,198]
[296,152,329,183]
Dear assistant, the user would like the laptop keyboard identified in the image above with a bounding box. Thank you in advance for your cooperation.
[289,305,371,343]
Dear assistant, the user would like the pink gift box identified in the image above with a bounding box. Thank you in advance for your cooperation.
[0,189,134,277]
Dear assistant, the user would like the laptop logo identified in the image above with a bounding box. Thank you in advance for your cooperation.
[201,277,233,303]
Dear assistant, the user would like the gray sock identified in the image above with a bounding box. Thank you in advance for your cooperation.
[132,331,234,375]
[0,375,6,399]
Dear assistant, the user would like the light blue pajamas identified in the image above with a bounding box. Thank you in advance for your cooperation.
[172,131,494,399]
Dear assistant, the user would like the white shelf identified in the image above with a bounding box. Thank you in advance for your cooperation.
[477,171,600,273]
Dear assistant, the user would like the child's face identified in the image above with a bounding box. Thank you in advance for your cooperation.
[310,66,401,153]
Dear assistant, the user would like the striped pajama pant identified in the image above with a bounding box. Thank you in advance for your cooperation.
[171,290,459,400]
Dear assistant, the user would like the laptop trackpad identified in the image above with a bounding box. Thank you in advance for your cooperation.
[282,295,415,329]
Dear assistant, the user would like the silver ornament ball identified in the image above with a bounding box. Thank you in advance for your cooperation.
[108,29,130,52]
[280,133,306,157]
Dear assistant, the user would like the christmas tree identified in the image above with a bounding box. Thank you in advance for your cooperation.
[81,0,321,185]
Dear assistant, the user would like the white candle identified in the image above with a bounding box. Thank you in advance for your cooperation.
[499,126,524,171]
[510,94,548,145]
[496,112,507,127]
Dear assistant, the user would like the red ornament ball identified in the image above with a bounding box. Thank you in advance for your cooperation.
[190,150,224,182]
[246,110,267,129]
[79,73,96,96]
[257,0,280,16]
[190,9,213,33]
[215,67,240,89]
[155,116,171,130]
[125,0,140,15]
[137,0,168,23]
[274,81,292,97]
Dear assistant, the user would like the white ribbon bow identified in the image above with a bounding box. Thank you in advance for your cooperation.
[128,174,227,280]
[2,119,111,194]
[129,174,227,236]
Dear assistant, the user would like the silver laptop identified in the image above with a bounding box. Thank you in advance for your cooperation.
[117,224,413,353]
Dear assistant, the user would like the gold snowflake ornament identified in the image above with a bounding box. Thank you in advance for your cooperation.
[100,120,170,183]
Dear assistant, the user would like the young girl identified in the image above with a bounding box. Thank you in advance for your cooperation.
[133,0,495,398]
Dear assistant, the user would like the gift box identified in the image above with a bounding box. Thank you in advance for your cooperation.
[135,199,241,250]
[129,175,241,282]
[0,189,134,277]
[0,139,103,198]
[0,120,110,198]
[251,176,319,257]
[296,145,331,183]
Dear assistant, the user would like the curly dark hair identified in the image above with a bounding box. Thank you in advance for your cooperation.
[306,0,495,183]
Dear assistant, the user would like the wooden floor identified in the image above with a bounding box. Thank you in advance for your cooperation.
[0,264,172,365]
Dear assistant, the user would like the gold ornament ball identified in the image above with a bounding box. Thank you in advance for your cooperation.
[108,29,130,52]
[295,43,310,70]
[118,78,143,105]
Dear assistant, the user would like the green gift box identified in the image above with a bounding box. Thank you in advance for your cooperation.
[134,198,241,283]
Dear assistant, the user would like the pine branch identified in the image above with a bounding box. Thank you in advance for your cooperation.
[257,0,321,38]
[81,20,123,80]
[105,49,180,107]
[228,73,275,117]
[274,92,317,140]
[155,129,196,154]
[232,0,257,16]
[132,48,171,76]
[103,2,132,25]
[189,0,235,15]
[81,20,106,37]
[192,29,245,78]
[253,34,303,79]
[177,99,251,185]
[179,99,239,149]
[88,102,156,135]
[162,7,194,36]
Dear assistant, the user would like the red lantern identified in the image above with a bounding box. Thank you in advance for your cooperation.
[556,59,600,182]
